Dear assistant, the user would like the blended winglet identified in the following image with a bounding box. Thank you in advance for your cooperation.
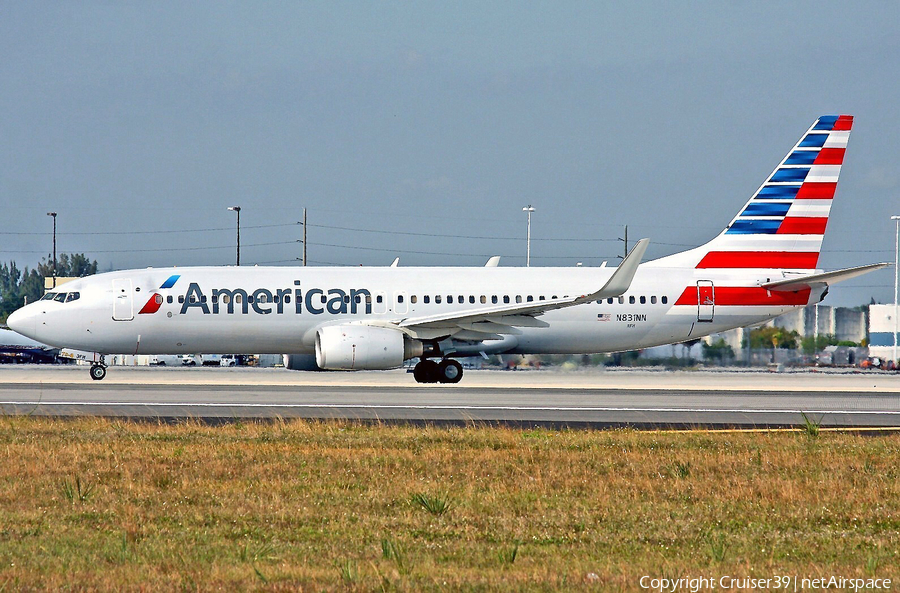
[574,238,649,303]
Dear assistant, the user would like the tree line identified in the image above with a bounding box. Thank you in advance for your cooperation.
[0,254,97,324]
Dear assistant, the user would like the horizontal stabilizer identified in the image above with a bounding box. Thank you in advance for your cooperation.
[762,262,890,292]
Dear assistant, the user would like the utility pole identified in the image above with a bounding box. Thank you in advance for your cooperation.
[814,303,819,358]
[227,206,241,266]
[302,208,307,266]
[46,212,57,288]
[618,225,628,259]
[522,205,535,267]
[892,215,900,363]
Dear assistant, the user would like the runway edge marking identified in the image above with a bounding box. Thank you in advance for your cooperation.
[2,401,900,415]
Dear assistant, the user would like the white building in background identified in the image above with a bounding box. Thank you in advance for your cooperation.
[868,304,899,361]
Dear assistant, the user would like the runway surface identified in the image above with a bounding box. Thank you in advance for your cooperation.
[1,365,899,428]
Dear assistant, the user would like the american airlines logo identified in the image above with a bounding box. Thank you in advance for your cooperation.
[138,275,181,315]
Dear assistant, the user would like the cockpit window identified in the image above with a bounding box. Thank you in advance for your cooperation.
[41,291,80,303]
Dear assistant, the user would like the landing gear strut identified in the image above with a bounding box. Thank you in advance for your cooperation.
[89,358,107,381]
[413,358,463,384]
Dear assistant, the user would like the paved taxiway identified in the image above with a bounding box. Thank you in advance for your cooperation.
[1,365,899,428]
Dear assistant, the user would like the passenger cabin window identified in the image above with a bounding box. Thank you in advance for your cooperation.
[629,296,635,304]
[469,296,475,304]
[447,295,453,304]
[662,296,668,304]
[398,295,405,303]
[284,295,291,303]
[167,296,173,304]
[424,296,430,304]
[527,296,533,302]
[458,295,464,303]
[435,295,442,304]
[651,296,657,304]
[410,295,416,304]
[376,295,383,303]
[480,296,487,304]
[618,297,624,304]
[607,298,613,304]
[640,296,646,304]
[492,296,498,304]
[503,296,510,304]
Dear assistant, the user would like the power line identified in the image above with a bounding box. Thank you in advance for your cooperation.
[308,241,620,260]
[0,240,298,255]
[0,222,300,236]
[307,223,620,243]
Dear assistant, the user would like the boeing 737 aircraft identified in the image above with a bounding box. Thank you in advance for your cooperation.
[7,115,888,383]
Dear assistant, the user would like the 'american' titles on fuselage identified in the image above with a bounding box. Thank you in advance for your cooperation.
[179,282,373,316]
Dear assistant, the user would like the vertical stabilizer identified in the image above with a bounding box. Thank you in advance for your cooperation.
[656,115,852,271]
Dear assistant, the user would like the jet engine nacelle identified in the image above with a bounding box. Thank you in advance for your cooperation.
[315,324,422,370]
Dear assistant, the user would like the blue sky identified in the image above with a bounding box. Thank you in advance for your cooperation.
[1,2,897,305]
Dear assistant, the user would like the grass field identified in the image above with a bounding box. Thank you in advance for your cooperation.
[0,418,897,591]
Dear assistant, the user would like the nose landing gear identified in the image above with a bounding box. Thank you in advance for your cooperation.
[413,358,463,384]
[89,358,107,381]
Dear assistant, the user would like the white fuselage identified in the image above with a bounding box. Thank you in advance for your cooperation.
[7,262,820,357]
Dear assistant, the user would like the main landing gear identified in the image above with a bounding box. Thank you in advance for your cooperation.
[89,358,107,381]
[413,358,463,384]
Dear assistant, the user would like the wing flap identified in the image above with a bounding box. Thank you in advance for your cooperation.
[458,321,523,335]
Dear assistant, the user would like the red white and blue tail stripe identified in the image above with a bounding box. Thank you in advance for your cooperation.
[663,115,851,271]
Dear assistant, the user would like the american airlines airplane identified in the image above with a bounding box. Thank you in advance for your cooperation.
[7,115,887,383]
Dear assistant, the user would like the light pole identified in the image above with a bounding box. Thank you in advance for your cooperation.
[523,205,535,267]
[228,206,241,266]
[46,212,57,288]
[892,215,900,363]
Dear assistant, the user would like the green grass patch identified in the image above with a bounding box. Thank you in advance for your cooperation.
[0,418,896,590]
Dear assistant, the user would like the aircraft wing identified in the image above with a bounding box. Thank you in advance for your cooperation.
[390,239,649,340]
[762,262,890,292]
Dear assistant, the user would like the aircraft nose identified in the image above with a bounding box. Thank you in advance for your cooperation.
[6,305,37,338]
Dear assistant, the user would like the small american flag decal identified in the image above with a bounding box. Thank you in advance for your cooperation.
[597,313,611,322]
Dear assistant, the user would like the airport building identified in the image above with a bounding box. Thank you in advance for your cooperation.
[868,304,900,361]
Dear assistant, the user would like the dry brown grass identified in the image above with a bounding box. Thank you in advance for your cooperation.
[0,417,897,591]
